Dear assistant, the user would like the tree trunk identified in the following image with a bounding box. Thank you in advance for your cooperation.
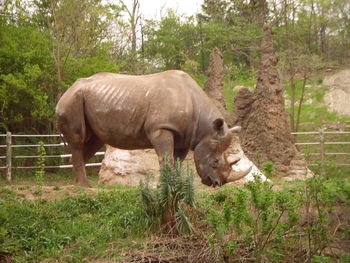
[296,73,308,132]
[290,78,296,131]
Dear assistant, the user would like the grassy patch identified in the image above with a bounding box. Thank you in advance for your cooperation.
[1,164,349,262]
[0,188,146,262]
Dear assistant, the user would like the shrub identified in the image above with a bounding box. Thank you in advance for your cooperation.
[139,160,195,234]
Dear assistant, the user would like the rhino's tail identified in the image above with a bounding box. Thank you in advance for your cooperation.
[56,89,88,146]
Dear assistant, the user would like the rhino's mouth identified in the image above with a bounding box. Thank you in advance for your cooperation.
[201,176,221,187]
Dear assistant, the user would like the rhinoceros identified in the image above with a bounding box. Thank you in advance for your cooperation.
[56,70,251,187]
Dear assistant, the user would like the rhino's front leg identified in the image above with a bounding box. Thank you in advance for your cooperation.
[148,129,174,166]
[174,148,189,162]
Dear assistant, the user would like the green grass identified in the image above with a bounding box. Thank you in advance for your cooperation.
[0,169,100,187]
[0,187,146,262]
[1,162,349,262]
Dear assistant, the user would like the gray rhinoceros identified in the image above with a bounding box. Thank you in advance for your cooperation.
[56,70,250,187]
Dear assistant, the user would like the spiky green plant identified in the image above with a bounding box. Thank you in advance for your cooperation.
[139,160,195,234]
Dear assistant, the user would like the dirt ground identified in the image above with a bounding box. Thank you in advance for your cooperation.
[2,183,111,201]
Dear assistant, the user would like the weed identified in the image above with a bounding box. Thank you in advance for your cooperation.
[52,186,61,191]
[205,165,350,262]
[34,141,46,196]
[139,160,195,234]
[262,161,276,178]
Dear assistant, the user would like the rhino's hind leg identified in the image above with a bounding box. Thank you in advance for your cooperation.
[83,135,104,162]
[71,145,91,187]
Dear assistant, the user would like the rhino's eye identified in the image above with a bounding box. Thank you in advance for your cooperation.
[210,158,220,168]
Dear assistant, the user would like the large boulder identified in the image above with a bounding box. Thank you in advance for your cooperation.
[323,69,350,116]
[98,146,159,186]
[98,139,268,186]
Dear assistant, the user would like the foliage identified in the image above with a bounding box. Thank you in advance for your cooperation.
[202,168,350,262]
[262,161,275,178]
[143,10,199,70]
[0,0,119,133]
[0,189,146,262]
[0,23,56,132]
[139,160,195,234]
[206,176,301,261]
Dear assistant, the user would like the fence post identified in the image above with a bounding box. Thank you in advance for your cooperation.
[6,131,12,182]
[319,128,325,167]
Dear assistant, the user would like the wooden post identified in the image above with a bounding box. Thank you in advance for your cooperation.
[6,131,12,182]
[319,128,325,167]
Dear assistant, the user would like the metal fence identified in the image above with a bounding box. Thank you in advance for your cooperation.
[0,132,104,182]
[292,129,350,166]
[1,129,350,182]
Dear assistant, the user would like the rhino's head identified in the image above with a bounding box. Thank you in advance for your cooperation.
[194,119,243,186]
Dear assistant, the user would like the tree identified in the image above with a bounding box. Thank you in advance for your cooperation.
[0,0,118,133]
[0,20,55,132]
[119,0,140,54]
[143,10,199,70]
[33,0,115,87]
[201,0,267,69]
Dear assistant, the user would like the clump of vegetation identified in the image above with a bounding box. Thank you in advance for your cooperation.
[34,141,46,196]
[205,175,301,262]
[139,160,195,234]
[0,189,146,262]
[262,161,276,178]
[202,168,350,263]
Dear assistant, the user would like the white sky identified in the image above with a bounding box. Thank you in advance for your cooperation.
[123,0,203,19]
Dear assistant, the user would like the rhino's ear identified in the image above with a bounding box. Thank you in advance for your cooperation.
[212,118,224,135]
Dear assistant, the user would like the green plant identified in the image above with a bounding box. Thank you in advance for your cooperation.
[34,141,46,196]
[139,160,195,234]
[304,171,338,262]
[207,176,302,262]
[0,189,146,262]
[52,186,61,191]
[204,160,350,262]
[262,161,276,178]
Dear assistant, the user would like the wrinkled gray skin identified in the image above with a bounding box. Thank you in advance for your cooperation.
[56,70,248,187]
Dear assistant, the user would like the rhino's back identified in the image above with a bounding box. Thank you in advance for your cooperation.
[58,70,206,149]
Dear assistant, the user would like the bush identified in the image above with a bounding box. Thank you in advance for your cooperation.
[204,170,350,262]
[139,160,195,234]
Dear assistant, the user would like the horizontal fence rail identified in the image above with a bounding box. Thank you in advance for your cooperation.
[0,132,105,181]
[292,129,350,168]
[1,129,350,181]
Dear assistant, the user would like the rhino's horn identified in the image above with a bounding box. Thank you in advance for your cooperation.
[226,166,252,182]
[227,155,241,166]
[230,126,241,133]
